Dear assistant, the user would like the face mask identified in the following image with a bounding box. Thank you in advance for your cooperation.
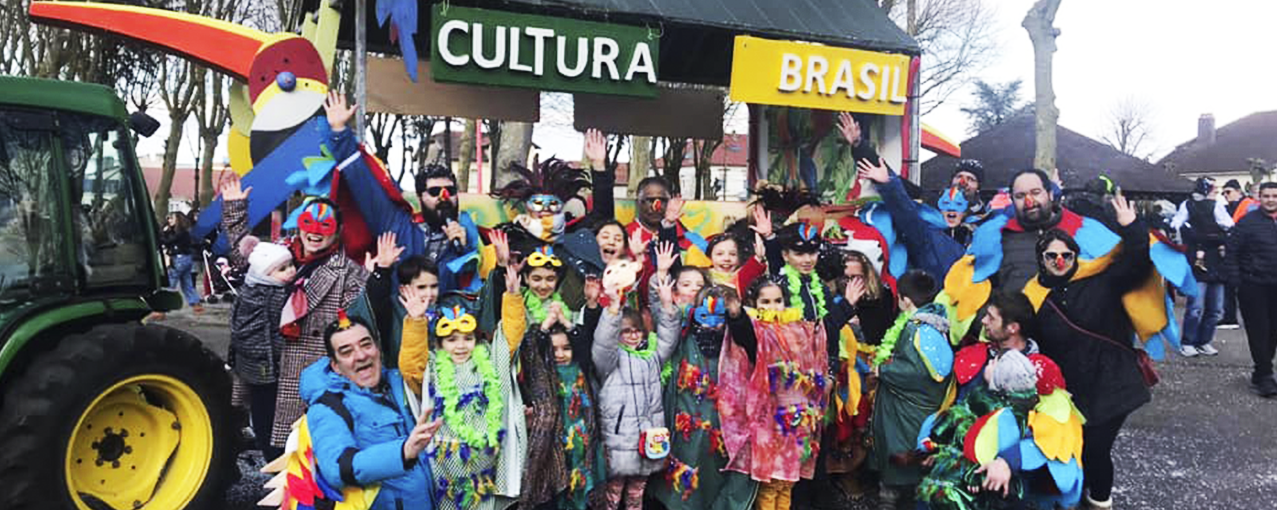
[292,201,338,235]
[435,305,477,337]
[693,296,726,328]
[937,186,969,214]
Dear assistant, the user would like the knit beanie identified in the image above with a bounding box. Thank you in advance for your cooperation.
[986,349,1039,393]
[953,159,985,185]
[1224,179,1242,191]
[1193,177,1215,196]
[247,242,292,286]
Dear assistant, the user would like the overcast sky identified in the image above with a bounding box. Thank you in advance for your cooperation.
[140,0,1277,171]
[925,0,1277,161]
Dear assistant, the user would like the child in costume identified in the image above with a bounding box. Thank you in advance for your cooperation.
[593,276,682,510]
[398,264,528,510]
[868,270,955,510]
[915,349,1085,510]
[717,278,829,510]
[218,177,295,460]
[522,303,608,510]
[651,284,759,510]
[704,232,768,293]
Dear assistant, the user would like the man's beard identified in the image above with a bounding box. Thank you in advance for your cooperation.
[422,201,457,227]
[1017,203,1057,230]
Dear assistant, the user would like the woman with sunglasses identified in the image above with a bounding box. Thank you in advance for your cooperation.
[1025,192,1150,510]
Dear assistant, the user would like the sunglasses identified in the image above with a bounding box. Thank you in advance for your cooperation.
[425,185,457,197]
[1042,251,1076,263]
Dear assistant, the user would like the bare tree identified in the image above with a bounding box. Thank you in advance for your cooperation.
[628,136,653,197]
[1101,97,1155,160]
[494,122,534,189]
[1023,0,1063,171]
[456,119,477,192]
[657,137,688,195]
[879,0,1001,115]
[153,55,201,220]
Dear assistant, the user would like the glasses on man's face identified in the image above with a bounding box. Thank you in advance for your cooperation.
[1013,188,1046,201]
[425,185,458,197]
[1042,251,1076,263]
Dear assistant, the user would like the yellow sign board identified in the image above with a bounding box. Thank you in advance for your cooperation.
[729,36,911,115]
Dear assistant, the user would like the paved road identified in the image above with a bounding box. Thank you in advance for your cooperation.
[164,305,1277,509]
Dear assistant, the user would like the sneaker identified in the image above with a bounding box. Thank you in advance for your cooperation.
[1198,344,1220,356]
[1251,376,1277,398]
[1179,345,1200,357]
[1218,323,1240,330]
[1085,495,1113,509]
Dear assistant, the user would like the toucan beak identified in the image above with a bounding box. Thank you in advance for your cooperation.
[29,1,271,81]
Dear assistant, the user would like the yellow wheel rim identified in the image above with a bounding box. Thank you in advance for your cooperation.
[65,375,213,510]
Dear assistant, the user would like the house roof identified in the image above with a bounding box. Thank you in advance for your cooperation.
[140,164,235,203]
[306,0,918,87]
[921,114,1193,197]
[1157,111,1277,176]
[613,134,749,182]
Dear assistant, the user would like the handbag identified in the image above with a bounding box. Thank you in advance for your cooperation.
[1044,298,1159,388]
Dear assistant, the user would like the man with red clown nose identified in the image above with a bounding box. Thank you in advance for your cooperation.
[261,197,371,450]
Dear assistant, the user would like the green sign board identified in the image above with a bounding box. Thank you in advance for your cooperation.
[430,5,660,98]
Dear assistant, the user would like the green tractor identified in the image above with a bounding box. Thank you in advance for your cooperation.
[0,75,235,510]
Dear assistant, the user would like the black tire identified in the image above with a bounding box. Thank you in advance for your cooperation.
[0,323,235,510]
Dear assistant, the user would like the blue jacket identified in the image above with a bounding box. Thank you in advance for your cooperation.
[328,127,481,294]
[301,358,433,510]
[874,173,965,282]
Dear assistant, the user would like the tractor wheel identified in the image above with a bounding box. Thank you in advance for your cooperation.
[0,323,235,510]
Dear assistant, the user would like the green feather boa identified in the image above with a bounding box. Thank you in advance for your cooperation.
[782,265,826,318]
[435,344,505,450]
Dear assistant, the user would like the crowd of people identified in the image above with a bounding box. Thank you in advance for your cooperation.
[211,92,1263,510]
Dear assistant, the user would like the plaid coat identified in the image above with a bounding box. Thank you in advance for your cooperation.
[270,249,368,446]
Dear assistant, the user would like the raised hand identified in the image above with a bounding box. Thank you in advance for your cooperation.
[1112,190,1137,227]
[837,112,861,146]
[655,241,678,276]
[504,259,524,294]
[324,91,358,133]
[845,276,867,306]
[489,230,511,266]
[655,276,676,311]
[754,233,767,263]
[402,409,444,461]
[724,290,743,318]
[541,300,562,331]
[584,129,607,170]
[856,157,890,184]
[584,276,602,308]
[749,205,774,239]
[629,228,650,257]
[399,285,430,319]
[372,232,405,269]
[219,177,251,202]
[664,196,686,226]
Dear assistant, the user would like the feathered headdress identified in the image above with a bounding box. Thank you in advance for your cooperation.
[490,157,592,205]
[750,184,822,221]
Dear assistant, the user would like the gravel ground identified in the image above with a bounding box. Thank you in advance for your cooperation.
[162,305,1277,510]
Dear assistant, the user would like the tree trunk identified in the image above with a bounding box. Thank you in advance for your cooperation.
[1023,0,1063,171]
[660,138,687,195]
[197,135,217,207]
[629,136,653,197]
[154,114,185,221]
[456,119,477,192]
[494,121,533,190]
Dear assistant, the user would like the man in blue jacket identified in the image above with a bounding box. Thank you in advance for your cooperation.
[303,314,442,510]
[855,156,967,282]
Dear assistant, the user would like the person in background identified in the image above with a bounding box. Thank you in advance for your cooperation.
[1223,182,1277,398]
[1171,177,1233,357]
[1219,179,1253,328]
[161,210,203,313]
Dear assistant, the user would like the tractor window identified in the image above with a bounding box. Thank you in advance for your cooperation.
[0,111,70,302]
[61,114,151,289]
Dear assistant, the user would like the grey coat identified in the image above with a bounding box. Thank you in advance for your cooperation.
[592,306,681,477]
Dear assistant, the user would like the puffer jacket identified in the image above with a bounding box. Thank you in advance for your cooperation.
[228,283,288,385]
[301,358,434,510]
[592,306,681,476]
[1223,208,1277,286]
